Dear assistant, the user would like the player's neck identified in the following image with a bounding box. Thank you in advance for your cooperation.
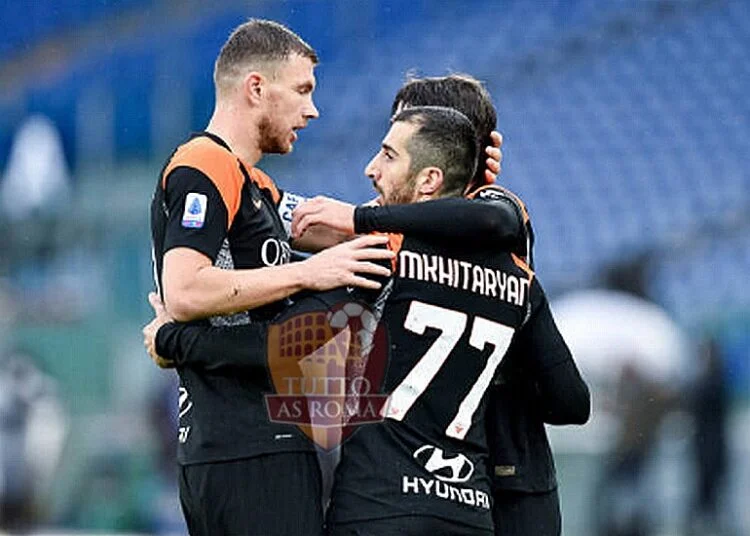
[206,105,262,167]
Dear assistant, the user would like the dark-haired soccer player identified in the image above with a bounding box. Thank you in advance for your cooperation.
[292,73,590,536]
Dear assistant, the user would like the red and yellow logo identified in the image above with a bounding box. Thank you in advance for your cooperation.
[265,301,389,450]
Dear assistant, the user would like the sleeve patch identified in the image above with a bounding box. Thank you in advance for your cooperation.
[182,193,208,228]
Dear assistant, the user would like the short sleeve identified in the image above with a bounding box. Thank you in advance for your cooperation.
[162,167,230,262]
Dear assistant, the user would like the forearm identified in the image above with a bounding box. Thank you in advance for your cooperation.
[527,308,590,424]
[517,282,591,424]
[164,262,307,322]
[536,358,591,425]
[292,225,351,253]
[354,198,522,246]
[156,322,269,370]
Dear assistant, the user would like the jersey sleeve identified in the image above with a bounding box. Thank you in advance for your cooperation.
[353,197,523,247]
[156,321,269,371]
[161,167,230,261]
[506,279,591,425]
[470,185,535,268]
[154,290,353,370]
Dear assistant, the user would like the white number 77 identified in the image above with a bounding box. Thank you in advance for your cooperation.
[383,301,515,440]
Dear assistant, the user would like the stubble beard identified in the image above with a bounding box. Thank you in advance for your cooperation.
[258,114,291,155]
[384,173,418,206]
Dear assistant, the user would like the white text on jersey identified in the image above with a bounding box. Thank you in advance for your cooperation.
[398,250,530,306]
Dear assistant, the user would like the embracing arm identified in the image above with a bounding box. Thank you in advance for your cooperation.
[163,235,392,322]
[516,281,591,425]
[353,197,523,247]
[155,321,270,371]
[152,288,357,371]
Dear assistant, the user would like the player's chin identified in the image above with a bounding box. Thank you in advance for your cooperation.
[283,132,298,153]
[273,140,295,154]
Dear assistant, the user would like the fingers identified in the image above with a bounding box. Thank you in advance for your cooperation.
[148,291,166,315]
[485,145,501,161]
[345,234,390,248]
[490,130,503,148]
[352,260,393,278]
[293,212,319,239]
[486,155,500,174]
[291,204,319,239]
[485,134,503,183]
[352,247,396,262]
[142,322,175,369]
[346,275,383,290]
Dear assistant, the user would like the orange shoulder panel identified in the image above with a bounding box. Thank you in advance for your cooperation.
[247,167,281,205]
[387,232,404,273]
[511,253,535,284]
[162,137,243,228]
[367,231,402,273]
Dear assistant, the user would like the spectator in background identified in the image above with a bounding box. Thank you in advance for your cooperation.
[0,348,66,531]
[565,259,690,536]
[689,336,728,536]
[0,115,71,222]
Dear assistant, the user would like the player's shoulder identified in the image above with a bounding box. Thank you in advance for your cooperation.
[162,135,241,189]
[469,184,529,219]
[247,166,281,203]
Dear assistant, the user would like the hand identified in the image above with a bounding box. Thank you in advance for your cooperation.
[142,292,176,369]
[484,130,503,184]
[292,196,357,240]
[300,234,394,291]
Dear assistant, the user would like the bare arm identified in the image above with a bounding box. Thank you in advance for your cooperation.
[162,235,394,322]
[290,224,351,253]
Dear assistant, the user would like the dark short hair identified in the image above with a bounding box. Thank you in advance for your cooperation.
[392,74,496,189]
[391,106,478,198]
[214,19,318,93]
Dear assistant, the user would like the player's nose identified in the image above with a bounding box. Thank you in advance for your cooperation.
[304,99,319,120]
[364,157,378,180]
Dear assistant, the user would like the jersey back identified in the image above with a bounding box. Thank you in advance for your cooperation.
[329,234,534,530]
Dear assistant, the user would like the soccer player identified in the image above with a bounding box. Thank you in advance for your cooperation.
[144,106,576,535]
[291,74,590,536]
[150,19,393,536]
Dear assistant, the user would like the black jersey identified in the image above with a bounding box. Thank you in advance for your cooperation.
[150,132,313,465]
[327,234,537,531]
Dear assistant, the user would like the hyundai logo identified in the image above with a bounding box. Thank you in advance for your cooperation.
[413,445,475,483]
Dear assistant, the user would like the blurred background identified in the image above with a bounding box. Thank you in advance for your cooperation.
[0,0,747,534]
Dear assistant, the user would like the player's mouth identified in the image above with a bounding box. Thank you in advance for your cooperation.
[371,183,384,205]
[291,124,306,143]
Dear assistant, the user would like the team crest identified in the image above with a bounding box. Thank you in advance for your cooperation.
[265,301,390,450]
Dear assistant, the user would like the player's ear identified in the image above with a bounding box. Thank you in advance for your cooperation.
[242,72,265,105]
[415,167,444,200]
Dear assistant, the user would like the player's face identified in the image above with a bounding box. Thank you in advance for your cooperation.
[259,54,319,154]
[365,121,419,206]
